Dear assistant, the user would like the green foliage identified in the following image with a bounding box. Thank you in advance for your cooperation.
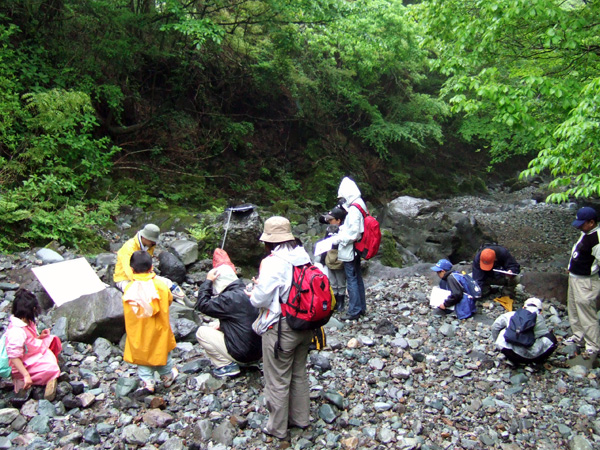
[380,230,403,268]
[420,0,600,202]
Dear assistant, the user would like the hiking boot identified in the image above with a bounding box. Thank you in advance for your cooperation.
[334,295,345,312]
[213,362,240,378]
[161,367,179,388]
[340,312,361,321]
[44,378,57,402]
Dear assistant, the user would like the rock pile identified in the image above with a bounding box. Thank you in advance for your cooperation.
[1,269,599,450]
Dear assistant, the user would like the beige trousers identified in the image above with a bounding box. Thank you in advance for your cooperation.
[568,275,600,351]
[196,325,235,368]
[262,318,313,439]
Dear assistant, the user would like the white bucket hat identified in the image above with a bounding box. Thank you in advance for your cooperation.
[139,224,160,243]
[259,216,295,243]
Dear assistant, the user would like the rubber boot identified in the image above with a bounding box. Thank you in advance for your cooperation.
[335,294,345,312]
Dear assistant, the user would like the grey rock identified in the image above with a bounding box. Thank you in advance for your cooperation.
[318,404,338,424]
[213,420,236,446]
[439,324,455,337]
[193,373,224,393]
[169,240,199,265]
[96,422,116,435]
[172,318,198,341]
[181,358,210,374]
[160,437,185,450]
[58,432,82,446]
[510,373,528,385]
[51,287,125,343]
[570,435,593,450]
[157,251,186,284]
[196,419,214,440]
[143,409,174,428]
[115,378,139,397]
[0,408,19,426]
[26,415,50,434]
[369,358,385,370]
[310,353,332,371]
[93,337,114,361]
[37,400,56,417]
[377,427,394,443]
[51,316,68,341]
[36,248,64,263]
[83,427,101,444]
[578,404,596,416]
[122,424,150,446]
[95,253,117,267]
[373,402,392,412]
[322,390,345,409]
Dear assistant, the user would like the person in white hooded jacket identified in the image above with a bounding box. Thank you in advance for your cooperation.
[248,216,314,441]
[332,177,367,320]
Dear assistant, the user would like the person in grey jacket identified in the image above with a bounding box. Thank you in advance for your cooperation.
[332,177,367,321]
[491,297,557,365]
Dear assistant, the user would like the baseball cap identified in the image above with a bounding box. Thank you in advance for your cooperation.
[479,248,496,271]
[431,259,452,272]
[572,207,598,228]
[524,297,542,312]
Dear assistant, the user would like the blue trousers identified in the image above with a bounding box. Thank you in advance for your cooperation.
[137,354,174,382]
[344,254,366,316]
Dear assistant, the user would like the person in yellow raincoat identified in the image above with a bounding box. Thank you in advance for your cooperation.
[114,223,188,305]
[114,224,160,291]
[122,251,178,393]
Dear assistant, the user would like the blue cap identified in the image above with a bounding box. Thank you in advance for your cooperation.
[431,259,452,272]
[572,207,598,228]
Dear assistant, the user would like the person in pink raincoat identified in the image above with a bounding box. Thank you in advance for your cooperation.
[5,289,62,401]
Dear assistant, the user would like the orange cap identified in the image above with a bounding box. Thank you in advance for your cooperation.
[480,248,496,271]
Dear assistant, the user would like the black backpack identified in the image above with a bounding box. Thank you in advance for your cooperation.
[504,309,537,347]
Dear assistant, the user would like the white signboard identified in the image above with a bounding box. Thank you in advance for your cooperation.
[32,257,108,307]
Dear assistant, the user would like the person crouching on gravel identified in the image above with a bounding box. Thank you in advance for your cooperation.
[195,264,262,378]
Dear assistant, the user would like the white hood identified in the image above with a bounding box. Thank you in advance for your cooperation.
[271,244,311,267]
[337,177,362,208]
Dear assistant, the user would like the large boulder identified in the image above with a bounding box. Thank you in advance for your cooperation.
[157,251,186,284]
[520,271,569,304]
[51,288,125,343]
[218,208,264,268]
[168,240,198,266]
[380,196,493,263]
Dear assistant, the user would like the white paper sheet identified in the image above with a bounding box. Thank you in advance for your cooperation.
[314,237,335,256]
[429,286,452,308]
[32,257,108,307]
[493,269,516,275]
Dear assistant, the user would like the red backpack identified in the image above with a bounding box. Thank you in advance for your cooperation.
[351,203,381,259]
[281,264,333,330]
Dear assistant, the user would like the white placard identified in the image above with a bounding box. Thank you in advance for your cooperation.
[32,257,108,307]
[429,286,451,308]
[314,237,336,256]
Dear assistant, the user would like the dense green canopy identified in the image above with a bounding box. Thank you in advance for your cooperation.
[0,0,599,250]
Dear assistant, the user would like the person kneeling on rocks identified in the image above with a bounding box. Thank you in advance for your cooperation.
[491,297,557,366]
[195,265,262,378]
[430,259,476,319]
[472,244,520,298]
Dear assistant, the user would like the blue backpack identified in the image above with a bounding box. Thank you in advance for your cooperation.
[504,309,537,347]
[451,272,478,320]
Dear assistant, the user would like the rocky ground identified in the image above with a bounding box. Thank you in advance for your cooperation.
[0,187,599,450]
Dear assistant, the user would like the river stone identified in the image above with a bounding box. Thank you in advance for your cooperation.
[10,414,26,431]
[160,437,185,450]
[143,409,174,428]
[115,378,139,397]
[510,373,528,385]
[26,415,50,434]
[172,318,198,341]
[95,253,117,267]
[369,358,384,370]
[181,358,210,374]
[97,423,116,435]
[194,373,224,393]
[51,287,125,343]
[58,432,82,446]
[0,408,19,425]
[570,435,593,450]
[439,323,455,337]
[77,392,96,408]
[213,420,236,446]
[83,427,101,444]
[318,404,337,424]
[373,402,392,412]
[568,365,589,378]
[310,353,332,371]
[37,400,56,417]
[391,337,409,349]
[322,390,345,409]
[168,240,198,266]
[157,251,186,284]
[36,248,64,264]
[196,419,214,440]
[122,424,150,446]
[578,404,596,416]
[93,337,114,361]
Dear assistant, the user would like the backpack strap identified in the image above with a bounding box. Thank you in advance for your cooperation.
[351,203,368,217]
[274,263,308,360]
